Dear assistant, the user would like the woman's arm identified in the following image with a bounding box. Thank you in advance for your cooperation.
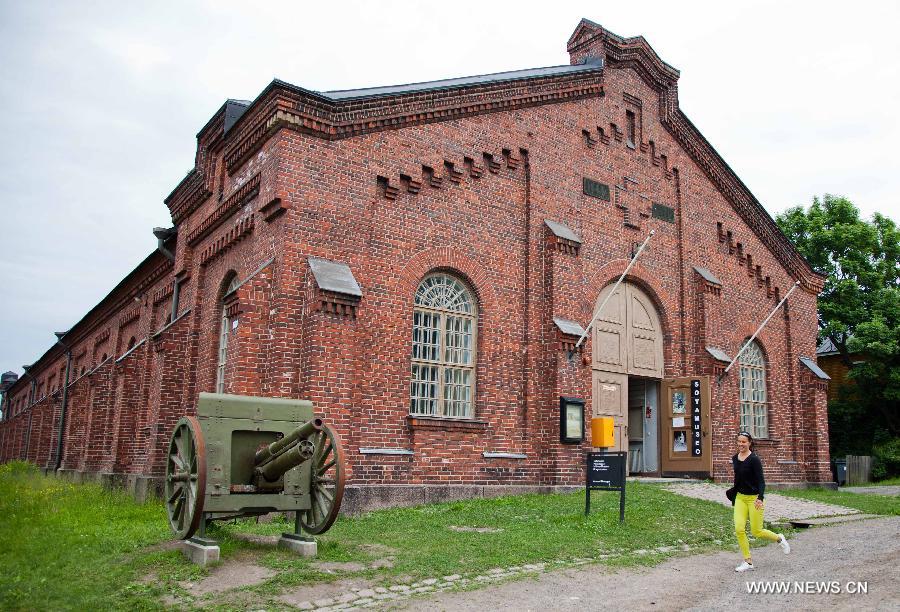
[752,454,766,500]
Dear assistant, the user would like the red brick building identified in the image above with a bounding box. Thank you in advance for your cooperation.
[0,19,834,507]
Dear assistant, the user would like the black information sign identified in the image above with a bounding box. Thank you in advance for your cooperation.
[691,379,702,457]
[583,178,611,201]
[585,451,626,522]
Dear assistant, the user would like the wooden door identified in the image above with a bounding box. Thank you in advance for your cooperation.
[626,284,664,378]
[592,284,627,374]
[659,376,712,476]
[592,371,628,453]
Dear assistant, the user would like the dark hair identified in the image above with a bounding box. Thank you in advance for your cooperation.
[738,430,754,450]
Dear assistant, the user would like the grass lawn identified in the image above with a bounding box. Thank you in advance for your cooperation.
[0,462,174,610]
[847,476,900,486]
[776,486,900,516]
[2,461,747,610]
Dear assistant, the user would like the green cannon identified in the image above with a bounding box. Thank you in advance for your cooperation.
[164,393,346,542]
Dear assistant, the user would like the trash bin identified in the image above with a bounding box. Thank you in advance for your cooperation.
[833,458,847,486]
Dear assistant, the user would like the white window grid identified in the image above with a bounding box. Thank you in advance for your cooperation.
[410,274,476,418]
[738,341,768,438]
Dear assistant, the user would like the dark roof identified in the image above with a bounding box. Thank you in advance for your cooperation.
[322,59,603,100]
[223,99,250,134]
[817,337,837,355]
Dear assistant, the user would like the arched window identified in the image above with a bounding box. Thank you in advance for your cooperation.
[410,273,476,418]
[739,340,768,438]
[216,274,240,394]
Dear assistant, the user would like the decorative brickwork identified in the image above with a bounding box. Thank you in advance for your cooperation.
[198,215,255,266]
[187,174,260,247]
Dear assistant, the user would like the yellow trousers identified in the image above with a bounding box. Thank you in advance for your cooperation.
[734,493,780,559]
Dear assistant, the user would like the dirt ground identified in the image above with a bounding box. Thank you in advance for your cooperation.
[397,516,900,611]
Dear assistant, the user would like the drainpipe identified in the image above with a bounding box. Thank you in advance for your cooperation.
[53,332,73,472]
[153,226,176,262]
[153,226,179,321]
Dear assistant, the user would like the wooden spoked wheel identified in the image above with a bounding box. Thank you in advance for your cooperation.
[299,423,346,534]
[165,416,206,540]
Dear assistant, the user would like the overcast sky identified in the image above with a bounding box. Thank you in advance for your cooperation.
[1,0,898,376]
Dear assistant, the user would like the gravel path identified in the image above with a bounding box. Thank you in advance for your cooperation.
[399,516,899,611]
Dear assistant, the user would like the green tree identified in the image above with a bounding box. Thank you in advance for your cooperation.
[776,196,899,457]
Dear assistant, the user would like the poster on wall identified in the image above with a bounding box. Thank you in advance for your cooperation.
[672,391,686,414]
[691,379,702,456]
[673,431,687,452]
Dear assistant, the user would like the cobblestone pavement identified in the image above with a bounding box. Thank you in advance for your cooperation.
[663,482,858,521]
[841,485,900,496]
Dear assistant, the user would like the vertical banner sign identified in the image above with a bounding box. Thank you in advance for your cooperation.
[691,379,702,456]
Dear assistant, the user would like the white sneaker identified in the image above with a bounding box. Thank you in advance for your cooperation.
[735,561,755,572]
[779,534,791,554]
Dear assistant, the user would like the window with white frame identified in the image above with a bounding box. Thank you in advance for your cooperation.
[216,275,239,394]
[739,340,768,438]
[410,273,476,418]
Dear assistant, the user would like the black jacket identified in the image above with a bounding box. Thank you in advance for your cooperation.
[731,452,765,500]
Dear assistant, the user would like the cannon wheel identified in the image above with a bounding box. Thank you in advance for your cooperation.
[300,423,346,534]
[165,416,206,540]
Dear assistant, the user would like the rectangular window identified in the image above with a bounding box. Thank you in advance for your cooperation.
[413,311,441,362]
[739,353,768,438]
[444,315,473,365]
[651,202,675,223]
[410,364,439,415]
[442,368,471,417]
[626,110,636,148]
[583,178,611,201]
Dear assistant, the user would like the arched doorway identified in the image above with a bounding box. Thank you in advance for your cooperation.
[591,281,664,473]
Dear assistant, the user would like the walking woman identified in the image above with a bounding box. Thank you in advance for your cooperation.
[730,431,791,572]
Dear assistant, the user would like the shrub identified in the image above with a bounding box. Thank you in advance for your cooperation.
[871,437,900,480]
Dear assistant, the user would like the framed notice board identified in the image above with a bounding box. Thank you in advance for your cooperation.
[585,451,626,522]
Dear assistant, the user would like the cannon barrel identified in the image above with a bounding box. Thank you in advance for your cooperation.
[254,417,323,466]
[256,437,318,482]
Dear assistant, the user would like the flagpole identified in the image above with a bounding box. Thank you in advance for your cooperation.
[573,230,655,352]
[722,280,801,376]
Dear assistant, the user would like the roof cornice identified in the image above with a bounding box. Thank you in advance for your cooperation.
[15,252,173,380]
[222,69,604,173]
